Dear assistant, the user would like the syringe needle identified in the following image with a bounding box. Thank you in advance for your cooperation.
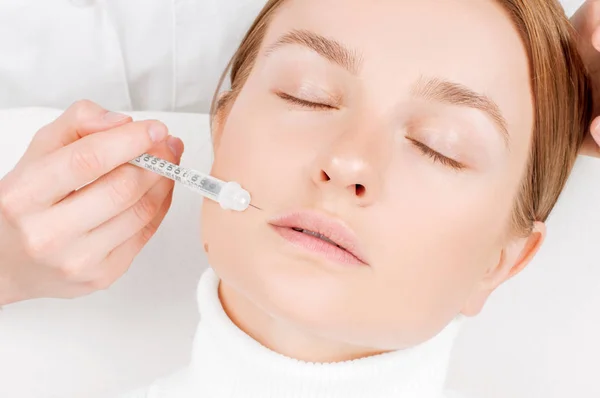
[249,204,263,211]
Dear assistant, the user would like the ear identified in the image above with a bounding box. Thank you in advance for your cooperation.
[461,222,546,317]
[212,91,233,151]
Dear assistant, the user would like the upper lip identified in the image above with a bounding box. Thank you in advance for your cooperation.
[269,209,368,264]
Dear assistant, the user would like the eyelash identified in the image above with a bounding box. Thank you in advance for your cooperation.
[407,137,465,170]
[277,92,463,170]
[276,92,336,110]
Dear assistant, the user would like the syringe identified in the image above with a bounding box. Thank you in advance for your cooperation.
[129,153,257,212]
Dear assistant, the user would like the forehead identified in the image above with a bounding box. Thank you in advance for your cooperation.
[262,0,534,145]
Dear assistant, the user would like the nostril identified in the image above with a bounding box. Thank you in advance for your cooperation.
[320,170,331,182]
[355,184,366,197]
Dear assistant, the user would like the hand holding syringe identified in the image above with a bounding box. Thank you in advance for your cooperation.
[0,102,187,305]
[0,100,255,307]
[130,153,261,212]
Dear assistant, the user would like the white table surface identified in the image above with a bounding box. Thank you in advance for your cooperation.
[1,107,600,398]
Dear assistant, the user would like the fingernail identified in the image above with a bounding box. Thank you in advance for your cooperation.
[167,136,184,158]
[103,111,129,123]
[149,123,168,143]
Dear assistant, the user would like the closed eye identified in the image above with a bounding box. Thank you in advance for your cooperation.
[276,92,337,110]
[407,137,465,170]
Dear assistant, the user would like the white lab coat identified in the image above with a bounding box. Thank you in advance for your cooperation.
[0,0,266,113]
[0,0,585,113]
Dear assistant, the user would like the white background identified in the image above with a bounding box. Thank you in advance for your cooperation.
[563,0,585,15]
[1,0,598,397]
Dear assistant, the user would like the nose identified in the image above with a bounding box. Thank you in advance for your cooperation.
[312,134,383,207]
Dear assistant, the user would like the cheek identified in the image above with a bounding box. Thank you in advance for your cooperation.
[211,89,310,205]
[202,88,320,303]
[365,172,513,331]
[201,199,264,287]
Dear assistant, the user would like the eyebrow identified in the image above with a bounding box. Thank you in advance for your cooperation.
[265,33,509,143]
[411,77,510,144]
[265,29,362,75]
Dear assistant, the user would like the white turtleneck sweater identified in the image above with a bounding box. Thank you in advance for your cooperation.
[121,268,465,398]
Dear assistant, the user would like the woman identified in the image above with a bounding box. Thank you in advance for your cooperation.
[1,1,600,305]
[117,0,591,397]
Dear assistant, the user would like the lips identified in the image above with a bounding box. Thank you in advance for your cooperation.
[269,210,368,266]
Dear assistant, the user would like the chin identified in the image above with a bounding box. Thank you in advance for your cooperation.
[213,247,349,324]
[202,210,445,352]
[215,252,456,353]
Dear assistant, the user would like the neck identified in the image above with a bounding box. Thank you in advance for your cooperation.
[186,268,462,397]
[219,282,385,363]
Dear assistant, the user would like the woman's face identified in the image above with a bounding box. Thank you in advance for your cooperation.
[203,0,536,350]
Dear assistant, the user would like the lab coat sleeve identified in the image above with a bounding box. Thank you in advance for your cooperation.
[0,1,132,111]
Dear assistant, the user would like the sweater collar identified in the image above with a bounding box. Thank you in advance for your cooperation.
[189,268,462,398]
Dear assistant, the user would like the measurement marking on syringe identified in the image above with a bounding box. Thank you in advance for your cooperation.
[130,153,253,212]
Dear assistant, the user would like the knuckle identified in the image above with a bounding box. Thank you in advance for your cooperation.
[139,223,158,245]
[132,195,160,225]
[71,148,104,174]
[22,227,57,260]
[0,183,20,222]
[88,277,115,292]
[57,263,81,281]
[32,121,53,142]
[106,173,140,207]
[58,254,93,281]
[70,99,98,120]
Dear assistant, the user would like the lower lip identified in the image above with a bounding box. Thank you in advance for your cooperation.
[272,226,365,266]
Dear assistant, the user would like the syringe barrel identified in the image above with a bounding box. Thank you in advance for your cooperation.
[181,174,251,211]
[183,170,224,202]
[130,154,251,212]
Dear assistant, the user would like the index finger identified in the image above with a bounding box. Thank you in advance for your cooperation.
[21,100,133,164]
[11,120,170,210]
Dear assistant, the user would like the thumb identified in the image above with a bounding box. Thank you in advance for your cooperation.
[166,135,185,161]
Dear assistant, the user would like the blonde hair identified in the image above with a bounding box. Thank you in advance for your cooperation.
[211,0,593,235]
